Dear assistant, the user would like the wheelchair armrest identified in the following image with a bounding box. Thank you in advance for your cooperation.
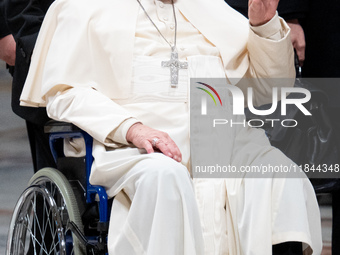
[44,120,91,164]
[44,120,82,134]
[44,120,108,222]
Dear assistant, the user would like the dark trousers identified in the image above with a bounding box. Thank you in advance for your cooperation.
[26,120,56,172]
[26,121,56,253]
[273,242,303,255]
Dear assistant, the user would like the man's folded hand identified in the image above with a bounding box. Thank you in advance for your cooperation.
[248,0,279,26]
[126,123,182,163]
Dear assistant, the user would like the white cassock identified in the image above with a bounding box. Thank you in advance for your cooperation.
[20,0,323,254]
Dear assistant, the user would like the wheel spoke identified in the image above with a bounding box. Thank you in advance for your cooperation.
[8,170,83,255]
[30,196,44,245]
[29,196,46,254]
[25,215,48,254]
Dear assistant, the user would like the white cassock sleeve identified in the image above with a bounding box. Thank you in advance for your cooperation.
[242,12,296,107]
[46,88,140,147]
[20,0,140,147]
[248,12,294,78]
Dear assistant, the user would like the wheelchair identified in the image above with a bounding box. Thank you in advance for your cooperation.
[6,121,110,255]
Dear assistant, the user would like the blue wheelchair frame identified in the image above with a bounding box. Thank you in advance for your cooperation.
[45,121,110,254]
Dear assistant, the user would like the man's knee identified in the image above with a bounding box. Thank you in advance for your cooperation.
[136,154,192,194]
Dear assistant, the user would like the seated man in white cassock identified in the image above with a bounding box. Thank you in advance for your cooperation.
[20,0,322,254]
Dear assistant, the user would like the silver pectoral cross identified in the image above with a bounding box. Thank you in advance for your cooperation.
[161,47,188,88]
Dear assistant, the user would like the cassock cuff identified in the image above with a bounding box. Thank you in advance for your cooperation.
[250,12,285,40]
[106,118,141,146]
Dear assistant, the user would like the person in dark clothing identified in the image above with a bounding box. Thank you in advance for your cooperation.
[301,1,340,78]
[4,2,58,253]
[4,0,56,172]
[301,1,340,254]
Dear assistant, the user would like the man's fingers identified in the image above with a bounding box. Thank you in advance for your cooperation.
[0,35,16,66]
[153,139,182,162]
[292,39,305,66]
[170,143,182,162]
[143,140,154,154]
[287,20,306,67]
[248,0,279,26]
[156,141,173,158]
[162,138,182,162]
[296,47,305,66]
[126,123,182,161]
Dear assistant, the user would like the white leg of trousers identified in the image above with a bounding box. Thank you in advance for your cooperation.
[193,178,229,255]
[229,124,322,255]
[106,153,205,255]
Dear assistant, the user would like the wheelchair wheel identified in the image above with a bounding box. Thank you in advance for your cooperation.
[6,168,85,255]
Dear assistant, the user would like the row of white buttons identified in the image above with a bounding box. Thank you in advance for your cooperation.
[155,1,175,35]
[155,0,185,51]
[156,0,173,27]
